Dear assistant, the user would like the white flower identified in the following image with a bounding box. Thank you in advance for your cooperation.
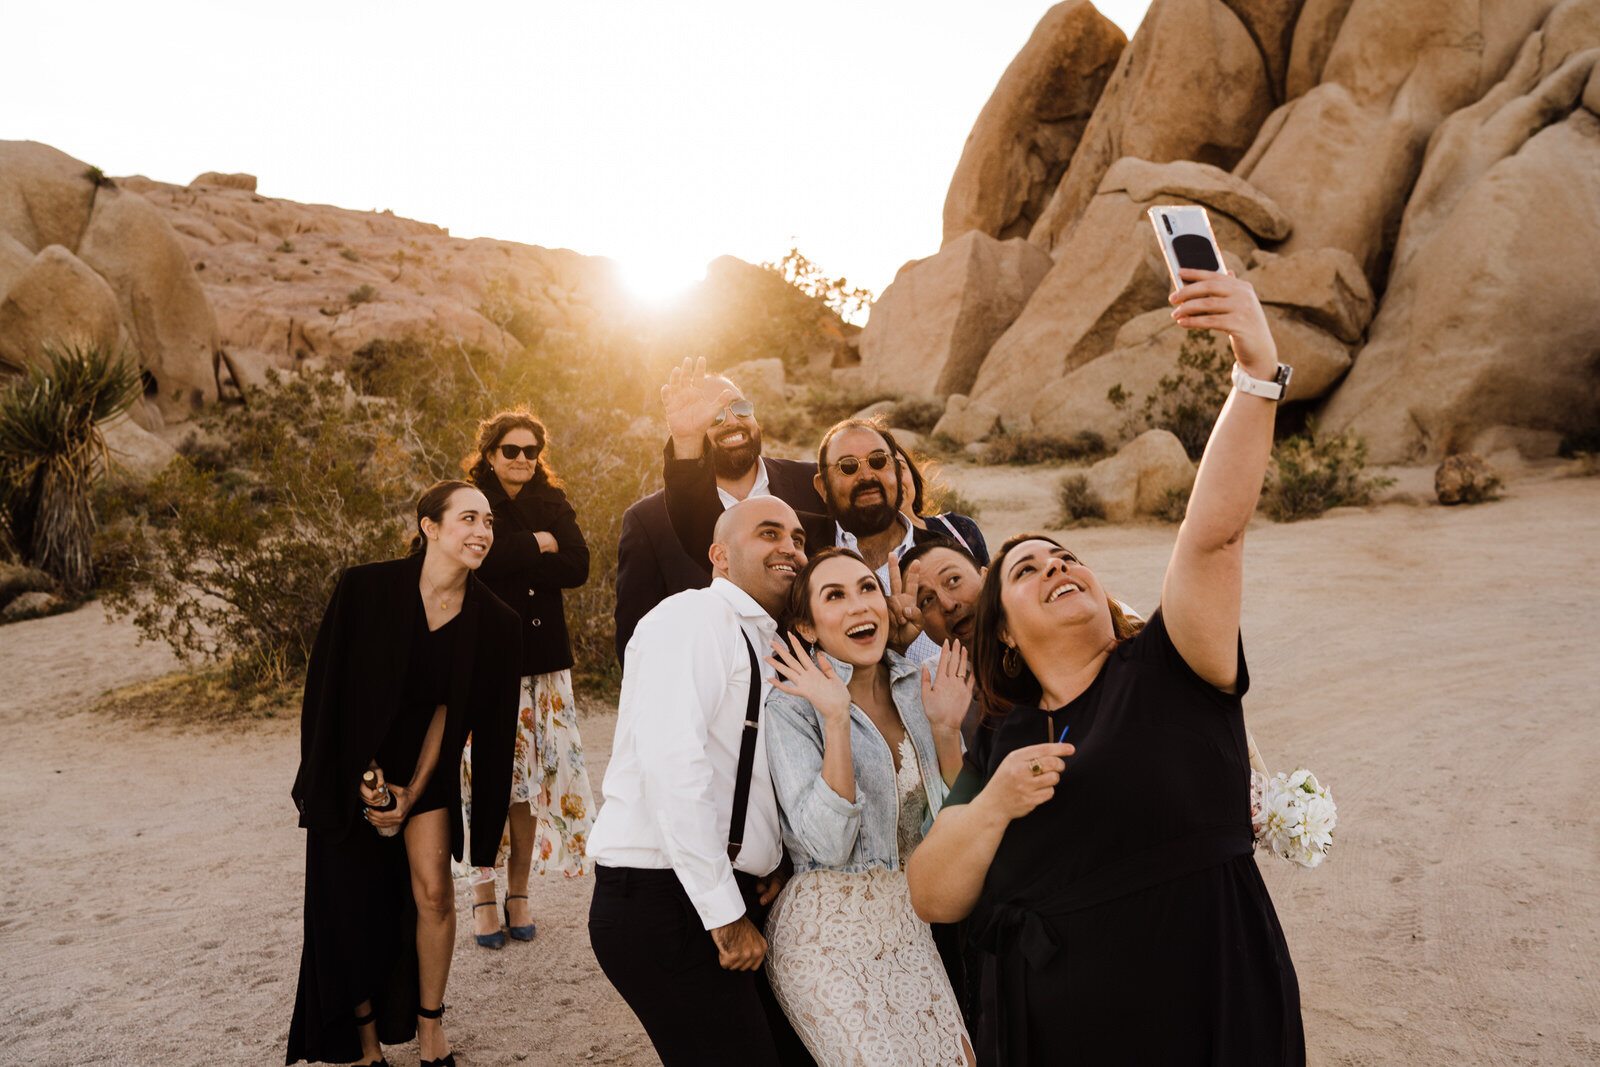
[1253,768,1337,869]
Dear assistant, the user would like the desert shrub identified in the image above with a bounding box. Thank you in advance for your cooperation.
[1154,487,1190,524]
[1262,423,1394,522]
[924,480,981,521]
[1055,473,1106,525]
[0,344,142,593]
[980,430,1109,467]
[888,397,944,434]
[277,239,295,254]
[340,247,360,262]
[759,384,898,448]
[97,368,421,673]
[1110,329,1231,459]
[83,165,108,186]
[348,284,377,305]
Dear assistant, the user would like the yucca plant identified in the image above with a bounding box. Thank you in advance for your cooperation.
[0,344,143,592]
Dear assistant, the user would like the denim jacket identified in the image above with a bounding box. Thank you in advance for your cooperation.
[763,649,951,875]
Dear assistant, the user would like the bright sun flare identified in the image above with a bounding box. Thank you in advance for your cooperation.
[616,255,706,308]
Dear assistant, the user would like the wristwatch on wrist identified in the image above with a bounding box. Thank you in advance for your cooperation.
[1231,362,1293,402]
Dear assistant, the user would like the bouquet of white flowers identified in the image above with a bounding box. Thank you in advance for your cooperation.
[1250,768,1336,869]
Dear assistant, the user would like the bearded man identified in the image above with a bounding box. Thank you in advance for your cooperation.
[614,358,824,664]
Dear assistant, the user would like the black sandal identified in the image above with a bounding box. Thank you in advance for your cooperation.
[417,1004,455,1067]
[471,899,506,949]
[504,893,536,941]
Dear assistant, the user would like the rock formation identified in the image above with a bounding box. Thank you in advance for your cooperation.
[0,141,628,429]
[855,0,1600,463]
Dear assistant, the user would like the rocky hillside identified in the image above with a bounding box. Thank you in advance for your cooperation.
[852,0,1600,463]
[0,140,627,439]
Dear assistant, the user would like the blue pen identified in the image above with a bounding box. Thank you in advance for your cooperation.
[1057,724,1071,744]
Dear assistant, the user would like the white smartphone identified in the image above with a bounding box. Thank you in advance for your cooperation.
[1148,205,1223,291]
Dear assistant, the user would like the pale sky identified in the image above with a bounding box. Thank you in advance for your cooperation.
[6,1,1151,307]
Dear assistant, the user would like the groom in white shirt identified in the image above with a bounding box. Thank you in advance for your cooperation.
[588,495,813,1067]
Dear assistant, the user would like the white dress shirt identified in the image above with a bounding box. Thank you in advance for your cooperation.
[588,578,784,930]
[714,457,771,509]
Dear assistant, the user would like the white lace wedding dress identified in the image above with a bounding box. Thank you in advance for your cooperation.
[765,738,970,1066]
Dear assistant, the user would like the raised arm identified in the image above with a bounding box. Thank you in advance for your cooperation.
[764,637,862,867]
[1159,268,1279,692]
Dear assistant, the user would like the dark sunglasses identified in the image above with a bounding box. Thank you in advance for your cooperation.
[826,450,892,476]
[712,399,755,426]
[497,443,541,461]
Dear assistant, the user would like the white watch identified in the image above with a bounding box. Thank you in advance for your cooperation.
[1231,362,1292,402]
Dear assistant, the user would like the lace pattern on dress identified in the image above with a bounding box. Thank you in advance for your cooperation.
[765,735,968,1066]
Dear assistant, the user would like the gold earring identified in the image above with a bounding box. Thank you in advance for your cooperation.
[1002,645,1022,678]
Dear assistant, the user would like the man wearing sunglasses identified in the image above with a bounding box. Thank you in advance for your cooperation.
[614,358,826,665]
[661,362,958,605]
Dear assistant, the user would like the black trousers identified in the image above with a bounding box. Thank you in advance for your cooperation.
[588,865,814,1067]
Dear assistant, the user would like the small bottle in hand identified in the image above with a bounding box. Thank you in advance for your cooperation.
[362,769,400,837]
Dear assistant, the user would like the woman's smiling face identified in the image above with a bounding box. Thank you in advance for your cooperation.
[798,554,890,670]
[997,538,1108,649]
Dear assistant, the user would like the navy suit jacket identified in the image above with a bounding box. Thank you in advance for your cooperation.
[613,454,825,666]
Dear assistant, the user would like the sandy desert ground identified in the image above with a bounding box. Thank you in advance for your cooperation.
[3,462,1599,1065]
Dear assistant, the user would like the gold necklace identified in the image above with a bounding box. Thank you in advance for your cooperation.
[420,574,460,612]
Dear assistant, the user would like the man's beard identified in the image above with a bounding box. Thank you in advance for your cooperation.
[832,479,902,538]
[711,427,762,479]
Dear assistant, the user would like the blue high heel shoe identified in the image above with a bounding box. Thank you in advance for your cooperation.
[504,893,536,941]
[471,900,506,949]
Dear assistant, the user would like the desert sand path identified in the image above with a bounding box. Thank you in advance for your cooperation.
[3,470,1598,1065]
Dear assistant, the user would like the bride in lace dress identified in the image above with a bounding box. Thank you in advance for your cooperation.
[762,549,975,1067]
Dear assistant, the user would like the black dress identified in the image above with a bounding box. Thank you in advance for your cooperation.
[287,557,521,1065]
[947,610,1304,1066]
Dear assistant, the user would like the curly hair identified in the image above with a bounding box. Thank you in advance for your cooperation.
[461,407,562,490]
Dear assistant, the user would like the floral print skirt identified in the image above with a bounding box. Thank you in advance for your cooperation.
[458,670,595,878]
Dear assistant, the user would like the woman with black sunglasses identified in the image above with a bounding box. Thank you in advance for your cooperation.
[458,408,596,949]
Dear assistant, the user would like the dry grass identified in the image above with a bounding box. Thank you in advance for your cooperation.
[95,669,299,729]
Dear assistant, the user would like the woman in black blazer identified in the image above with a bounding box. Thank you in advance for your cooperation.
[458,408,596,950]
[288,480,521,1067]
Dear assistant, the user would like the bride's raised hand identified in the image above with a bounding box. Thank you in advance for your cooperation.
[766,632,851,726]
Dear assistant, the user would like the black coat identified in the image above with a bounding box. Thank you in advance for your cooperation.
[290,554,522,867]
[475,471,590,676]
[613,450,826,665]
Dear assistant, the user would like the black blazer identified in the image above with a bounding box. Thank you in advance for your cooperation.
[475,472,590,676]
[613,450,826,665]
[290,554,522,866]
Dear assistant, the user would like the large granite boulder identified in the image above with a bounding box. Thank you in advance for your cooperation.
[971,160,1268,417]
[0,245,123,371]
[856,232,1053,398]
[1321,43,1600,461]
[76,185,221,417]
[1235,0,1558,276]
[0,141,96,254]
[942,1,1126,246]
[1082,428,1197,521]
[1028,0,1285,253]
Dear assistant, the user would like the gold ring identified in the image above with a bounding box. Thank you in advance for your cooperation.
[1029,762,1042,776]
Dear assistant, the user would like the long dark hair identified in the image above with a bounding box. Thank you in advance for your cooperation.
[893,440,927,517]
[971,533,1144,720]
[462,407,561,490]
[407,479,477,557]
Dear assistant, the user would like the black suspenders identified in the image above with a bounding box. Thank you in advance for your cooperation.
[726,632,762,862]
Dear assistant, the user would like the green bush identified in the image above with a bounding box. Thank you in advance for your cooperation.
[277,239,295,254]
[340,247,360,262]
[348,284,377,305]
[1109,329,1231,459]
[1055,473,1106,525]
[980,430,1108,466]
[1262,423,1394,522]
[0,344,142,592]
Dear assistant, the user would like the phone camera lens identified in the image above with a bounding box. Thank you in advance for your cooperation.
[1162,214,1174,235]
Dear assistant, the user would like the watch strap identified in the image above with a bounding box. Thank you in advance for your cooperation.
[1231,362,1291,401]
